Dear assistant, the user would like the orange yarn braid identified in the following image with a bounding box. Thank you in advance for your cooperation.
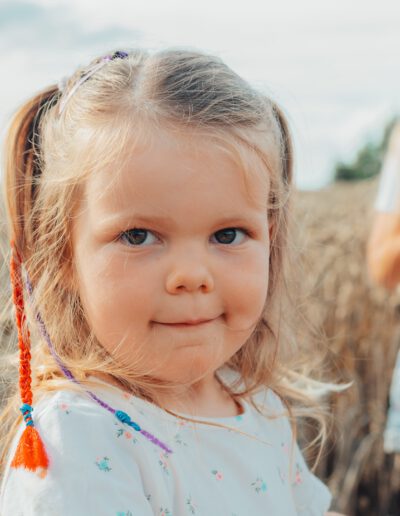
[10,242,32,407]
[9,240,49,477]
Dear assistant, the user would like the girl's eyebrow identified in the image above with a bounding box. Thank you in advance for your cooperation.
[95,211,268,232]
[97,212,263,230]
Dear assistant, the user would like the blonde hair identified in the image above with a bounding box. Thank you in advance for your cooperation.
[0,47,336,478]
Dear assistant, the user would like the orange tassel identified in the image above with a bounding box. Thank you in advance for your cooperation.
[9,241,50,478]
[11,425,49,479]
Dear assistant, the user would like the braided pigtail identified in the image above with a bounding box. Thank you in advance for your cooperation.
[4,85,60,477]
[9,242,49,477]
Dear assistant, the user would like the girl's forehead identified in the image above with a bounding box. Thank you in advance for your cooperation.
[84,126,270,211]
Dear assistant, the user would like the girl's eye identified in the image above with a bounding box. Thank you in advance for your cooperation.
[211,227,250,245]
[119,228,249,247]
[119,228,158,247]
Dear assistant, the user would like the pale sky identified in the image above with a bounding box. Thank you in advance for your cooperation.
[1,0,399,189]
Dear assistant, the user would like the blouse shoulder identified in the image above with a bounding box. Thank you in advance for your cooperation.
[0,388,153,515]
[257,390,332,515]
[222,374,333,515]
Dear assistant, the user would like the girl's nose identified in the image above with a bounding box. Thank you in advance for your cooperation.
[165,261,214,294]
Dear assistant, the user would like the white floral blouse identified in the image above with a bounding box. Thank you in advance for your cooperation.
[0,367,332,515]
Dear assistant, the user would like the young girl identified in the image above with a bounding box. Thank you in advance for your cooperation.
[0,47,340,515]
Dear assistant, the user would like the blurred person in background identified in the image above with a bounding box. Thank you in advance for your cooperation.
[367,120,400,454]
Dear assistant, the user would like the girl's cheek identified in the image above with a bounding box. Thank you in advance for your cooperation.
[225,253,269,312]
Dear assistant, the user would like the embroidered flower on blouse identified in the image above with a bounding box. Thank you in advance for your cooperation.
[176,419,190,427]
[173,433,188,446]
[251,476,267,493]
[158,452,170,475]
[57,401,71,414]
[186,495,198,513]
[211,469,224,480]
[293,462,303,486]
[95,456,112,472]
[114,422,138,444]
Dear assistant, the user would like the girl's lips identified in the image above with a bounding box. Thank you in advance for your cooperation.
[157,318,216,327]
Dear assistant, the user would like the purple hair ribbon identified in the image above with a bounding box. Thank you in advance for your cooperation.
[58,50,129,116]
[24,271,173,455]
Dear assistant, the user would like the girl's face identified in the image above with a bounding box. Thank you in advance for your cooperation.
[72,128,271,395]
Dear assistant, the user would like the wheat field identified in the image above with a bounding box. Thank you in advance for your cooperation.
[295,178,400,515]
